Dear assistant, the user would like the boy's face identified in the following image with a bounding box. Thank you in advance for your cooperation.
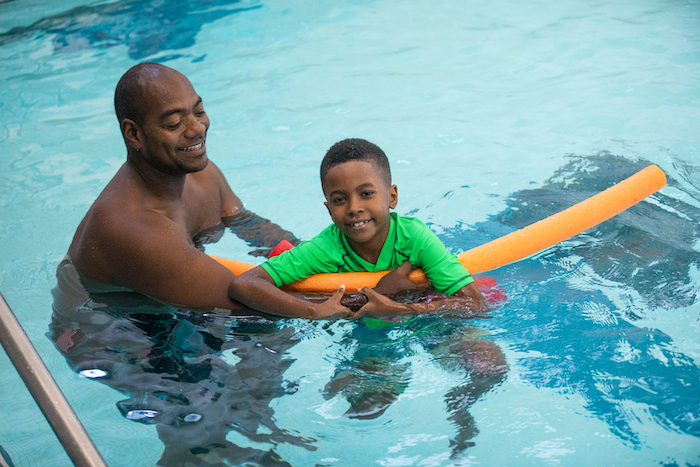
[323,160,398,261]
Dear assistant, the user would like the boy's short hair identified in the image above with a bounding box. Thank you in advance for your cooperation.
[320,138,392,190]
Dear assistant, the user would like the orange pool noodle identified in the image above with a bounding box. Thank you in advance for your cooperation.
[211,165,666,293]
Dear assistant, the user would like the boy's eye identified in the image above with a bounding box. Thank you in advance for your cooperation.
[332,196,346,204]
[361,190,375,197]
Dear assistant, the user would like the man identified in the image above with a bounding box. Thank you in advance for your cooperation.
[67,62,295,310]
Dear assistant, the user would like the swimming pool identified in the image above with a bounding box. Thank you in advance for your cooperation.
[1,0,699,465]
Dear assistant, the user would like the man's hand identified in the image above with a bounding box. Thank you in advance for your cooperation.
[224,210,299,257]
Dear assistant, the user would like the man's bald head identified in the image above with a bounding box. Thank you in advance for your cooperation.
[114,62,184,127]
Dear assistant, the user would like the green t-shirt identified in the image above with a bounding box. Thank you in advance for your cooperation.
[261,213,473,295]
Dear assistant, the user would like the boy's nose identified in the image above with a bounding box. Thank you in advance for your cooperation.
[347,197,363,215]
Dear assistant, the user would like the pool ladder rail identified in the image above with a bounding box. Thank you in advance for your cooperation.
[0,292,107,467]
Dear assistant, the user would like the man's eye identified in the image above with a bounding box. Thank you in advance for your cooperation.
[165,121,181,130]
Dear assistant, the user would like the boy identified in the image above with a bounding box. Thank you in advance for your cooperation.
[229,138,488,318]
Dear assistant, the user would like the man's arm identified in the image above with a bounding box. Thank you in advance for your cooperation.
[209,160,243,218]
[77,206,243,310]
[229,266,350,319]
[207,161,299,257]
[223,210,299,257]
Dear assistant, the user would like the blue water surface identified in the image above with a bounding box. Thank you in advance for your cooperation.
[1,0,699,466]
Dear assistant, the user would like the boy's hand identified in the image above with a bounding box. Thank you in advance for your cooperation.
[374,261,418,295]
[356,286,413,317]
[313,285,353,319]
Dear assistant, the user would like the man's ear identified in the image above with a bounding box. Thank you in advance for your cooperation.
[389,185,398,209]
[121,118,143,152]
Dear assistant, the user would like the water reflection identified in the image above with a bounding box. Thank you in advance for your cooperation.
[442,154,700,445]
[49,255,509,464]
[0,0,261,61]
[49,257,310,466]
[320,293,509,458]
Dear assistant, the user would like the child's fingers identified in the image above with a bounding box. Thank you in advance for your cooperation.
[359,286,374,297]
[327,284,352,317]
[331,284,347,301]
[348,309,364,320]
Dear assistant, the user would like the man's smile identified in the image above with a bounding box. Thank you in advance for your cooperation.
[179,141,204,152]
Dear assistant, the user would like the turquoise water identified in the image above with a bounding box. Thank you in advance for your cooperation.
[1,0,699,465]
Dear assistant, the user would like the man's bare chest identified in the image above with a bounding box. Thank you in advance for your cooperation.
[182,180,222,236]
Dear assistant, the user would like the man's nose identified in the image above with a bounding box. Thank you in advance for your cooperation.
[183,114,206,137]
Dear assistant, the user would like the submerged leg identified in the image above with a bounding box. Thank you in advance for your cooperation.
[431,333,509,456]
[323,355,411,420]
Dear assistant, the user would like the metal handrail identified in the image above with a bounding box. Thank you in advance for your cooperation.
[0,292,106,467]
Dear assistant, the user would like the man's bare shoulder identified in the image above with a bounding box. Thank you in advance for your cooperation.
[87,167,178,234]
[69,168,187,282]
[89,190,181,240]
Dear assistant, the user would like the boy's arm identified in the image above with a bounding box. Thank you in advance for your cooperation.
[373,261,427,295]
[408,281,490,313]
[357,262,490,316]
[229,266,351,319]
[452,281,490,310]
[359,283,489,316]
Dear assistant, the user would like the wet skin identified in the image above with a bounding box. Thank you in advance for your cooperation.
[68,65,269,310]
[323,160,398,265]
[130,71,210,176]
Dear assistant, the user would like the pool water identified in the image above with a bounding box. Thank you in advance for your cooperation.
[1,0,699,466]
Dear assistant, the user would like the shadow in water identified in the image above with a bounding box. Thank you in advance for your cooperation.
[444,153,699,308]
[321,311,509,458]
[1,0,261,61]
[441,153,700,446]
[49,257,311,466]
[49,260,509,463]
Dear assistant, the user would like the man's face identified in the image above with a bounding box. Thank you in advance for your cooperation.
[138,71,211,175]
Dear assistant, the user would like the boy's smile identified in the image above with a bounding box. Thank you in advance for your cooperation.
[323,160,398,264]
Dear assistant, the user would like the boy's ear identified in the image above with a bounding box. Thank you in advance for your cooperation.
[324,200,331,216]
[389,185,398,209]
